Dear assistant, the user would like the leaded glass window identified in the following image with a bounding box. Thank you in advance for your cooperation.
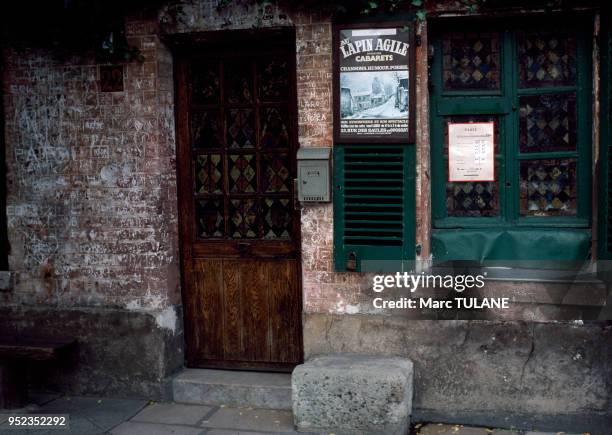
[432,22,590,227]
[442,32,501,91]
[443,115,501,217]
[519,159,577,216]
[446,161,501,217]
[189,57,294,240]
[518,32,577,88]
[519,93,576,153]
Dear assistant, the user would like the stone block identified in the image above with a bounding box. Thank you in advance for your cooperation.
[292,354,413,435]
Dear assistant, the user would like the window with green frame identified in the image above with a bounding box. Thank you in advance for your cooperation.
[599,10,612,261]
[430,17,593,263]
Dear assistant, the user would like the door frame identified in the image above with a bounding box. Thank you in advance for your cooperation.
[168,28,304,371]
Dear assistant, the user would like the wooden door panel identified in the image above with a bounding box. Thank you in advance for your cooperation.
[188,258,301,366]
[191,259,224,360]
[222,260,242,360]
[177,31,303,371]
[240,260,270,362]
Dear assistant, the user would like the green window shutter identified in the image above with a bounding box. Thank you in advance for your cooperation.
[333,144,415,272]
[599,14,612,259]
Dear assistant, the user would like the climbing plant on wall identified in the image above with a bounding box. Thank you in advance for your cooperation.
[0,0,166,62]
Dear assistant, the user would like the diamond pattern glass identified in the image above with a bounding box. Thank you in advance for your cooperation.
[229,154,256,193]
[443,32,500,91]
[195,154,223,194]
[519,93,576,153]
[263,199,292,239]
[192,110,222,148]
[227,109,255,148]
[520,159,577,216]
[196,199,224,238]
[191,54,294,241]
[225,61,253,104]
[519,32,576,88]
[229,199,258,238]
[446,161,500,217]
[262,154,290,193]
[261,108,290,148]
[191,63,219,104]
[259,58,289,101]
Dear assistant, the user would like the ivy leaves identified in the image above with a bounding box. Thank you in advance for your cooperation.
[358,0,427,21]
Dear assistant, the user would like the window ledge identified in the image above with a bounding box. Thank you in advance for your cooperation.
[431,266,607,307]
[478,277,607,307]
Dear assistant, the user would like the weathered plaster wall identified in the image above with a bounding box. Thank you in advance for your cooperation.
[0,0,344,396]
[0,305,184,399]
[2,15,180,318]
[1,9,183,397]
[304,314,612,434]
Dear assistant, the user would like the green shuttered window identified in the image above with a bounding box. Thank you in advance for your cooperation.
[334,144,415,272]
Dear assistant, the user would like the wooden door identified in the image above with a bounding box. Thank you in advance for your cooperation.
[175,30,303,370]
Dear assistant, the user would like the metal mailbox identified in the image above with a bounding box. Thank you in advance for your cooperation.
[296,147,332,202]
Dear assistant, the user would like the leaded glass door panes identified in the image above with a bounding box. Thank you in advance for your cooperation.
[518,32,577,88]
[518,93,576,153]
[431,20,591,227]
[443,115,502,217]
[189,57,295,240]
[519,159,577,216]
[442,31,501,91]
[517,30,581,217]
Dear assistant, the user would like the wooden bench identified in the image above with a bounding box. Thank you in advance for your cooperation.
[0,336,76,409]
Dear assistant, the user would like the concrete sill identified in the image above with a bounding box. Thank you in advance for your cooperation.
[478,279,608,307]
[432,266,608,307]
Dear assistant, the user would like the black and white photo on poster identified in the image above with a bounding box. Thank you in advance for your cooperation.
[340,70,409,120]
[335,25,413,141]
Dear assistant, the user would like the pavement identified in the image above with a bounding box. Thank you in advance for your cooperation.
[0,393,588,435]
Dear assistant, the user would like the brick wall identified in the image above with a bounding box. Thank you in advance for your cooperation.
[1,14,180,312]
[293,12,365,314]
[0,0,359,317]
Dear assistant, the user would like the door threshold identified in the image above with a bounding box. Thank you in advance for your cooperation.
[173,367,292,409]
[187,359,298,373]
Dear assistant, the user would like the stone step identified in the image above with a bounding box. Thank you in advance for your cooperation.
[172,368,292,410]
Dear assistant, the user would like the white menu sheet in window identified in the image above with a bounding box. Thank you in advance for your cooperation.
[448,122,495,182]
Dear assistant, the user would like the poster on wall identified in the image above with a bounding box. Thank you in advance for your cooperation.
[333,23,415,143]
[448,122,495,182]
